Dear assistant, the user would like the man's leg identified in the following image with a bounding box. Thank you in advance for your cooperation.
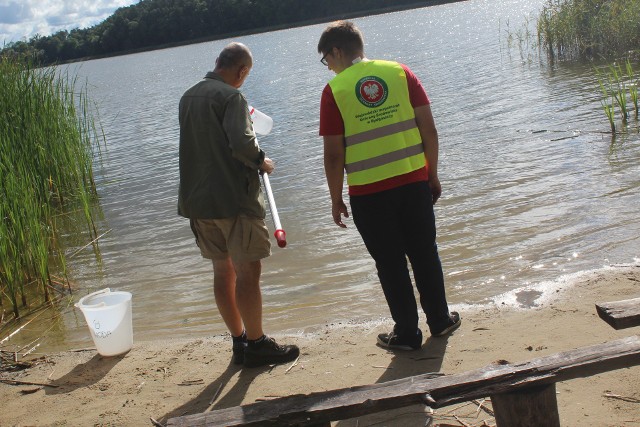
[400,182,455,333]
[232,257,300,367]
[231,259,264,341]
[351,191,419,336]
[212,257,244,337]
[219,216,298,367]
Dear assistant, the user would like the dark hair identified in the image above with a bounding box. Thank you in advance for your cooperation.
[216,42,252,70]
[317,21,364,56]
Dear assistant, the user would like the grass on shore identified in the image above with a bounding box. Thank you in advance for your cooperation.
[0,55,103,323]
[537,0,640,60]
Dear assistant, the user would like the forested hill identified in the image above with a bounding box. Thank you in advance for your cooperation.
[2,0,462,65]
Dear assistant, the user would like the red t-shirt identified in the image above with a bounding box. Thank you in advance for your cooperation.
[319,63,430,196]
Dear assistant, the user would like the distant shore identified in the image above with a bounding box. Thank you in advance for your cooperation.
[1,263,638,426]
[59,0,469,65]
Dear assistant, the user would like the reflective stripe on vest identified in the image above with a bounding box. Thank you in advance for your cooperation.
[329,60,425,186]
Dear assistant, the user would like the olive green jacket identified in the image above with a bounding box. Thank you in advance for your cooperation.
[178,72,265,219]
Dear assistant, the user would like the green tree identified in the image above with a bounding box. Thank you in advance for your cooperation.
[1,0,460,65]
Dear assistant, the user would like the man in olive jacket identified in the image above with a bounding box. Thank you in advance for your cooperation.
[178,42,299,368]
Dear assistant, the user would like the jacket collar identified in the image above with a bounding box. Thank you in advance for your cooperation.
[204,71,225,82]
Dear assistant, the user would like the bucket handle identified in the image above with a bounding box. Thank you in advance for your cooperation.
[74,288,111,309]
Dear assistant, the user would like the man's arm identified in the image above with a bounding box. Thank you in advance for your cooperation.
[323,135,349,228]
[414,104,441,204]
[224,93,265,170]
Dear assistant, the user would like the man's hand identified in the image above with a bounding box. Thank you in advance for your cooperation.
[429,176,442,204]
[332,199,349,228]
[260,157,275,174]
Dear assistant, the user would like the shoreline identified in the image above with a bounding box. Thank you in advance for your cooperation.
[1,264,638,426]
[6,262,635,358]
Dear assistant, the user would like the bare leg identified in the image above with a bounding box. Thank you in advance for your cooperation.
[232,259,264,340]
[212,258,244,337]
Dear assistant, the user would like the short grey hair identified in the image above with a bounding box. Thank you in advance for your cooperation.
[216,42,252,70]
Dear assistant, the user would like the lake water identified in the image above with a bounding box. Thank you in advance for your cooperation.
[7,0,640,353]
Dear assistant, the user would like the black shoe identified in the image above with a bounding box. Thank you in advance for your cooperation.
[244,336,300,368]
[232,341,247,365]
[232,331,247,365]
[431,312,461,337]
[376,328,422,350]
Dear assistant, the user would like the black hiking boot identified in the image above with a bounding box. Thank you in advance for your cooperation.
[244,335,300,368]
[232,331,247,365]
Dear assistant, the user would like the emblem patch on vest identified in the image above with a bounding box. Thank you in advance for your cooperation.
[355,76,388,108]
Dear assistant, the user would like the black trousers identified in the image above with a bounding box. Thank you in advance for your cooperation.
[351,181,450,336]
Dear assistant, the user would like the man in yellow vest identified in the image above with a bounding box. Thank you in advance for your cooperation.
[318,21,460,350]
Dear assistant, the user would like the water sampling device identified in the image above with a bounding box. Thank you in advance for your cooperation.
[249,106,287,248]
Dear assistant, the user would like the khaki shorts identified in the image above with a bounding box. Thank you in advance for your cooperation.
[192,217,271,262]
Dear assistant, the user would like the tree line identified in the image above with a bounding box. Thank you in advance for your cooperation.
[1,0,458,65]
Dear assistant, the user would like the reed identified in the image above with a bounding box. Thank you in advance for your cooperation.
[608,62,628,123]
[537,0,640,60]
[595,58,640,133]
[596,69,616,134]
[626,59,639,119]
[0,55,103,320]
[601,103,616,134]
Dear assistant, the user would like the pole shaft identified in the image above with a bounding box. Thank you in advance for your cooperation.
[261,172,282,230]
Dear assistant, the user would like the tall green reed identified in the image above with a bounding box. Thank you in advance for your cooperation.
[537,0,640,60]
[608,62,628,123]
[595,58,639,133]
[626,59,639,119]
[0,55,103,320]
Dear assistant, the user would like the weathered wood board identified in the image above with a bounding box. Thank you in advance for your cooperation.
[167,335,640,427]
[596,297,640,330]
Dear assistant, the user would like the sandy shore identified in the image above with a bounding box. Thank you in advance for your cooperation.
[1,264,639,426]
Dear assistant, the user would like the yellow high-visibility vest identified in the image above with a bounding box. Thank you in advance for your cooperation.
[329,60,425,186]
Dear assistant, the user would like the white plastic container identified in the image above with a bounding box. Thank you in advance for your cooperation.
[75,288,133,357]
[249,105,273,135]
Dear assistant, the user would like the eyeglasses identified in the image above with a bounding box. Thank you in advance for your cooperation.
[320,50,331,66]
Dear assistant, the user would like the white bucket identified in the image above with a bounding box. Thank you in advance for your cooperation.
[249,105,273,135]
[75,288,133,357]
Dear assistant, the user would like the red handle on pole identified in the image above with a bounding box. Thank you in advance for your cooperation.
[274,229,287,248]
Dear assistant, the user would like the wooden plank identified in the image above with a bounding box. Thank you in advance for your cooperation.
[596,297,640,330]
[492,384,560,427]
[167,335,640,427]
